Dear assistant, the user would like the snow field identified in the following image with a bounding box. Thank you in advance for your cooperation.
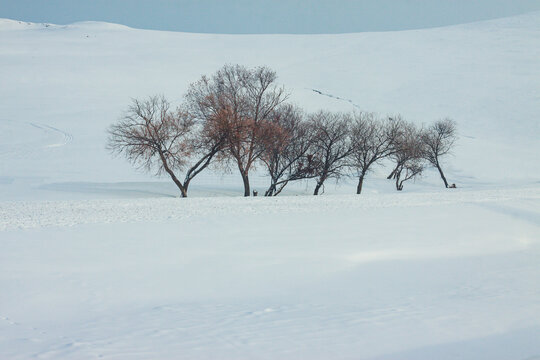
[1,190,539,359]
[0,185,538,231]
[1,11,540,360]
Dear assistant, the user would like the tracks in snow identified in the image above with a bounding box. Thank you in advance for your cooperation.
[309,88,363,109]
[0,119,74,164]
[28,122,73,148]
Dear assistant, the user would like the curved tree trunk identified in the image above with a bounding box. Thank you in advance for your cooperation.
[166,169,188,197]
[265,182,276,197]
[182,149,220,196]
[172,174,188,197]
[436,162,449,188]
[158,150,188,197]
[314,172,329,195]
[273,181,288,196]
[387,166,398,180]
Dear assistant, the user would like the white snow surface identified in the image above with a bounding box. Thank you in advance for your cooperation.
[1,12,539,359]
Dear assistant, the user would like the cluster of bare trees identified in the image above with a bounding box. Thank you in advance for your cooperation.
[107,64,457,197]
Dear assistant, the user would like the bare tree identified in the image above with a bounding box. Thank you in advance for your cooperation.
[385,115,408,180]
[107,96,224,197]
[387,121,426,191]
[260,104,317,196]
[421,118,457,188]
[349,112,396,194]
[309,111,353,195]
[185,64,287,196]
[395,157,425,191]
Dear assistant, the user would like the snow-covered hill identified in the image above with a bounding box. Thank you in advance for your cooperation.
[1,13,539,360]
[0,12,539,199]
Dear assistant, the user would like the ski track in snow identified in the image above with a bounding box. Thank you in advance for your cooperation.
[309,88,363,109]
[29,122,73,148]
[1,186,539,231]
[0,120,73,160]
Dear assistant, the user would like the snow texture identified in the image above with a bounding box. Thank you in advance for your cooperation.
[0,12,539,360]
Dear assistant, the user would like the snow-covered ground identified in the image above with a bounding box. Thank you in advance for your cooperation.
[1,13,539,359]
[2,188,540,359]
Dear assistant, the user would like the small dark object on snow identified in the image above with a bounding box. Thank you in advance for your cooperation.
[253,190,258,196]
[449,183,456,188]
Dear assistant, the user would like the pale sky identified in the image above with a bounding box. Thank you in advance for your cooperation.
[1,0,540,33]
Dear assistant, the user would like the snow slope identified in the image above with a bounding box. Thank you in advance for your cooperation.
[0,12,539,198]
[1,12,539,360]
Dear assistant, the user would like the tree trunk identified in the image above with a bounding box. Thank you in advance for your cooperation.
[273,181,288,196]
[387,166,398,180]
[395,170,403,191]
[241,171,250,197]
[265,182,276,197]
[183,178,191,195]
[314,180,324,195]
[356,174,365,194]
[314,172,328,195]
[436,162,449,188]
[169,171,188,197]
[158,151,188,197]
